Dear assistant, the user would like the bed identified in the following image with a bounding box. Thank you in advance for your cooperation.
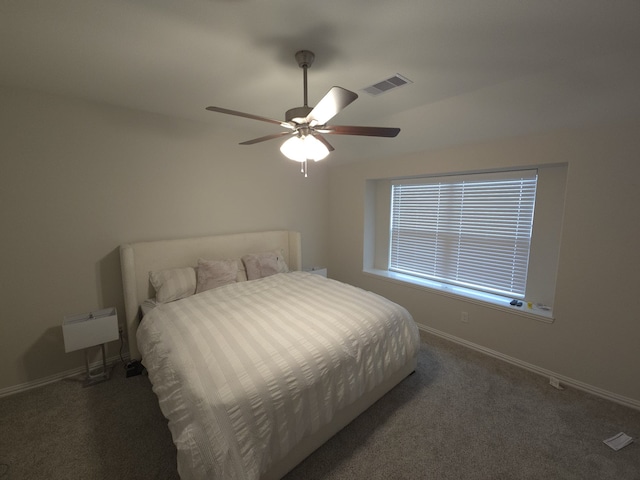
[120,230,419,480]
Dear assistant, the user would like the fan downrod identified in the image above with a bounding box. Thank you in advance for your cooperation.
[286,50,316,123]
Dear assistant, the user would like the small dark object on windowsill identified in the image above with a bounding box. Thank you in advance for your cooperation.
[125,360,146,378]
[510,299,523,307]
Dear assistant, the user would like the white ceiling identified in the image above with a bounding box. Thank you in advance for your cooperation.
[2,0,640,163]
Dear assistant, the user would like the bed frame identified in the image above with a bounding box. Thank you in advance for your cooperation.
[119,229,417,479]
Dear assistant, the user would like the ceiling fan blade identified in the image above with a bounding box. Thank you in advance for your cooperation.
[239,131,293,145]
[312,133,335,152]
[318,125,401,138]
[206,106,292,128]
[306,87,358,125]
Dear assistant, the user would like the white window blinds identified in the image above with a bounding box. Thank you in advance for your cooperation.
[390,170,538,298]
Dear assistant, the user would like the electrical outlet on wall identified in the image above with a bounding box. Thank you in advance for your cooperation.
[549,377,564,390]
[461,312,469,323]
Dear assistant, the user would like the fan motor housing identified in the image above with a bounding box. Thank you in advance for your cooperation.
[285,106,313,124]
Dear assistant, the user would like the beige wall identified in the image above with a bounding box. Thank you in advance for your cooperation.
[327,121,640,405]
[0,86,329,391]
[3,82,638,406]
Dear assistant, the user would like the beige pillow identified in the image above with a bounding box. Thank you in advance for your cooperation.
[196,258,238,293]
[242,250,289,280]
[149,267,196,303]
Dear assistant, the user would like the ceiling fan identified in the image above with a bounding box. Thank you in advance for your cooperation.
[206,50,400,176]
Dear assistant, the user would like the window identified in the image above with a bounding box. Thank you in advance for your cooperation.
[363,164,566,319]
[389,171,537,298]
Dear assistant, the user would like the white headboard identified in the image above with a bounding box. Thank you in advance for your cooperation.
[120,230,302,360]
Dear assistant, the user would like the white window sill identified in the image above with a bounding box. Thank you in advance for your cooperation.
[363,268,554,324]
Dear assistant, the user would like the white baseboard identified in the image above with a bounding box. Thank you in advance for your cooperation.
[0,353,129,399]
[418,324,640,411]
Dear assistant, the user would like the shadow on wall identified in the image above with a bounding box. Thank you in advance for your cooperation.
[19,248,127,386]
[22,326,68,382]
[96,247,128,358]
[96,247,125,317]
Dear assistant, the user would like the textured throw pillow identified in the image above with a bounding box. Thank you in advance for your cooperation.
[236,258,248,282]
[242,250,289,280]
[196,258,238,293]
[149,267,197,303]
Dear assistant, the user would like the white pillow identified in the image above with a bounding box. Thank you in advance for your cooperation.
[149,267,196,303]
[242,249,289,281]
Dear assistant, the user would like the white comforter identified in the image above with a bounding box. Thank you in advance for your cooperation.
[138,272,419,480]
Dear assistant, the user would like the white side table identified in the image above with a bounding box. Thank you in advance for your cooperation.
[63,307,118,386]
[307,267,327,277]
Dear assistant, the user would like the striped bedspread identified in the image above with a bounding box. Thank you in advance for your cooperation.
[137,271,420,480]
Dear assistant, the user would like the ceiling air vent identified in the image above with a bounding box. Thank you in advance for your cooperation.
[362,74,412,96]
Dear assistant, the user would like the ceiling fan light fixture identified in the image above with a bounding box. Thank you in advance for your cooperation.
[280,134,329,162]
[206,50,400,177]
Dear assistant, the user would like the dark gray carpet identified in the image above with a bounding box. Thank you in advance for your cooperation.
[1,332,638,480]
[0,362,177,480]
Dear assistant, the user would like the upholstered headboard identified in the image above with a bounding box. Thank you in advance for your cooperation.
[120,230,302,360]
